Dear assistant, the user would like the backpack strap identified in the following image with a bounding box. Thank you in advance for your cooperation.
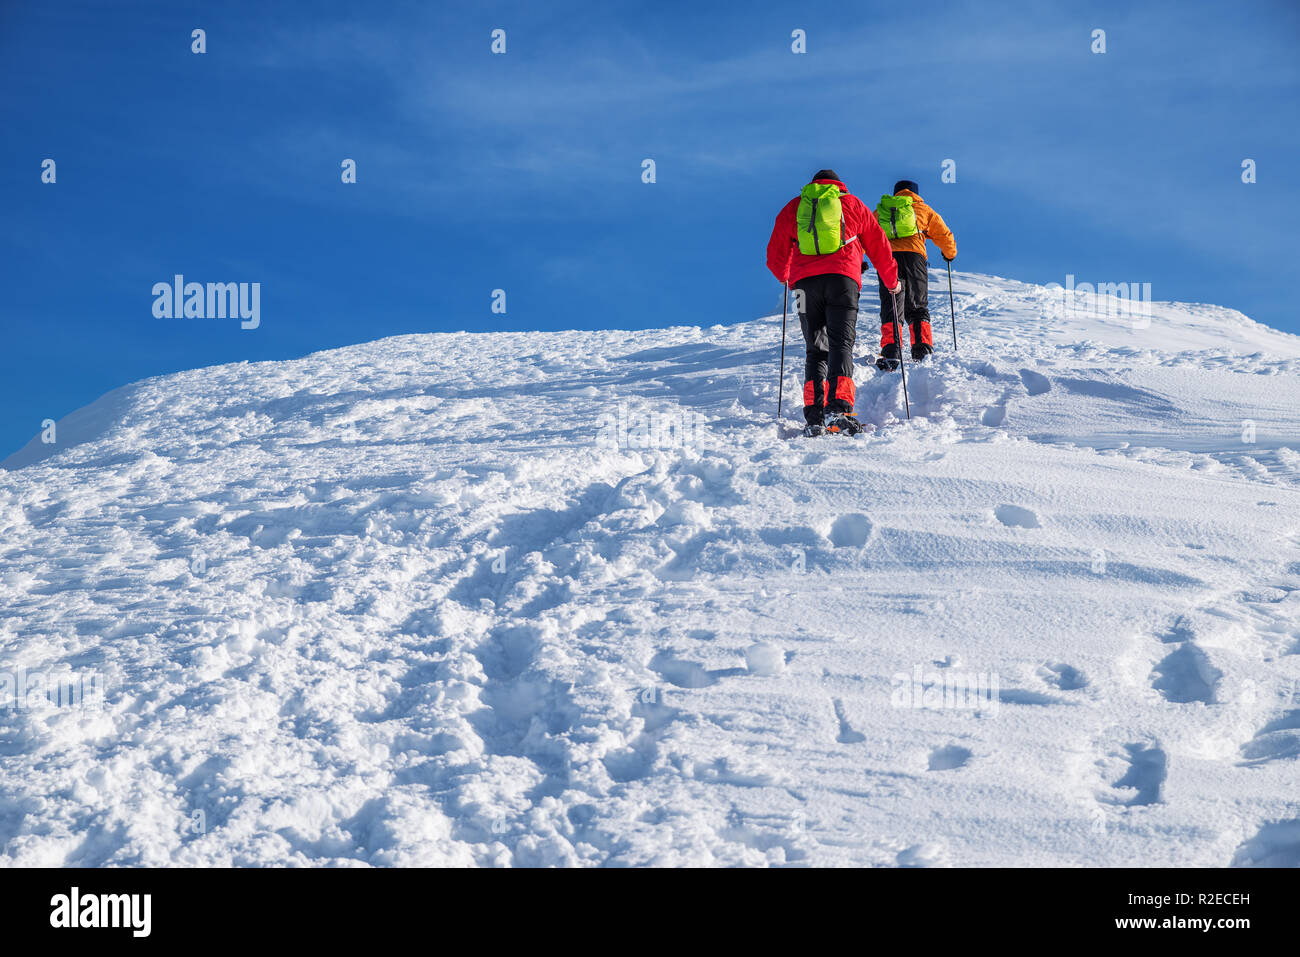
[839,209,858,250]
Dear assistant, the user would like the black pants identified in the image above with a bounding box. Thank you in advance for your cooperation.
[880,250,932,352]
[794,273,859,423]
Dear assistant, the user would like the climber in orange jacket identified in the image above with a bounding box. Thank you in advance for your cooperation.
[875,180,957,367]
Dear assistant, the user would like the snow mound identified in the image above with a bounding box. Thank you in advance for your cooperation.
[2,271,1298,866]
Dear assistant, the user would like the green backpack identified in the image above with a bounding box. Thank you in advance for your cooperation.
[875,194,919,240]
[796,182,857,255]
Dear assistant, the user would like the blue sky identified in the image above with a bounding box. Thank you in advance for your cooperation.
[3,0,1298,458]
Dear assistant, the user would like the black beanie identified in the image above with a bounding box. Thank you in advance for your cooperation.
[812,169,841,183]
[894,179,919,194]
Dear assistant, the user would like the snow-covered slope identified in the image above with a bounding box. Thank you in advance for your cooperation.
[2,271,1299,867]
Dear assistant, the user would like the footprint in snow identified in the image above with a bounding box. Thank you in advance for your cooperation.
[832,698,866,744]
[828,513,873,548]
[1038,662,1089,691]
[602,739,657,783]
[994,504,1041,529]
[1231,819,1300,867]
[1150,644,1220,704]
[1239,710,1300,765]
[1099,742,1167,807]
[649,652,715,688]
[927,745,972,771]
[649,651,745,689]
[1019,369,1052,396]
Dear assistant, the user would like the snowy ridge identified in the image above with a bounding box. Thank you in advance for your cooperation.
[1,271,1299,866]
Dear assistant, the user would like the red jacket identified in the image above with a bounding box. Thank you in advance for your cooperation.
[766,179,899,290]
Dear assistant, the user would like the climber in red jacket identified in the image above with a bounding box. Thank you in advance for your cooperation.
[767,170,901,436]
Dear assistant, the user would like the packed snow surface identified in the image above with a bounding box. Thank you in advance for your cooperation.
[2,271,1299,866]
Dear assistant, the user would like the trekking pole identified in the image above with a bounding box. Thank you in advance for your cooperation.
[946,259,958,351]
[776,282,789,433]
[892,286,911,420]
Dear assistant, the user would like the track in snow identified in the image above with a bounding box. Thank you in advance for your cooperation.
[1,270,1299,866]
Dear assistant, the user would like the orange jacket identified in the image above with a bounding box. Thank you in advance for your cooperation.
[887,189,956,261]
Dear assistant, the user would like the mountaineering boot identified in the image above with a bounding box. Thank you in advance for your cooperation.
[823,411,864,435]
[911,343,933,362]
[802,422,827,437]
